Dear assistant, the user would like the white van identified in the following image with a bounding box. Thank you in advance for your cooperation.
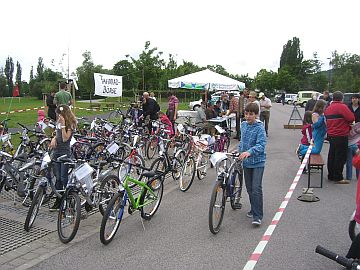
[284,94,297,104]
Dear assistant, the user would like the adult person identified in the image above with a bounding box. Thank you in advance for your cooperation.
[248,91,261,119]
[214,100,222,117]
[141,91,160,131]
[49,105,77,211]
[324,91,355,184]
[195,101,207,130]
[281,92,285,105]
[149,92,157,101]
[46,90,57,121]
[238,102,267,226]
[229,93,240,139]
[348,93,360,123]
[54,82,73,107]
[166,91,179,132]
[319,89,332,105]
[220,94,229,112]
[305,92,319,112]
[259,92,272,137]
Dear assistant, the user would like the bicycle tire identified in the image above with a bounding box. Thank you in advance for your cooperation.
[175,149,186,165]
[98,175,120,216]
[349,219,360,241]
[150,157,167,175]
[57,191,81,244]
[208,181,226,234]
[108,111,123,123]
[229,163,243,210]
[146,136,159,159]
[180,156,196,192]
[197,154,208,180]
[24,186,45,231]
[100,191,125,245]
[88,142,106,162]
[171,157,183,182]
[118,154,145,188]
[140,177,164,220]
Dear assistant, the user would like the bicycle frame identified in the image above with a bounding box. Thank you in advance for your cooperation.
[121,175,159,211]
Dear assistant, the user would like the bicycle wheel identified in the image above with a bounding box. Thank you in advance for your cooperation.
[88,143,106,162]
[140,177,164,220]
[349,216,360,241]
[229,164,243,210]
[24,186,45,231]
[37,138,51,152]
[175,149,186,165]
[171,157,183,182]
[110,111,123,123]
[208,181,226,234]
[57,191,81,244]
[146,136,159,159]
[180,156,196,192]
[98,175,120,216]
[197,154,208,180]
[100,191,125,245]
[118,154,145,188]
[150,157,167,175]
[225,135,231,152]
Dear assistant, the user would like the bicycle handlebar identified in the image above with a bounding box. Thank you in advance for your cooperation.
[315,245,359,269]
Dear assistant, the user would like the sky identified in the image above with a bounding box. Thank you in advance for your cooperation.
[1,0,359,82]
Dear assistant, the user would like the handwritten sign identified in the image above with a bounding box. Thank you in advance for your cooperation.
[94,73,122,97]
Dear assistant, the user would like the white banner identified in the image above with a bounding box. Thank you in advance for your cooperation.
[94,73,122,97]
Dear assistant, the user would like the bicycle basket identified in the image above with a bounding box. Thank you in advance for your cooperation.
[210,152,228,167]
[194,139,209,152]
[74,163,95,193]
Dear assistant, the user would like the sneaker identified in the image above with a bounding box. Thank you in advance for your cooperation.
[252,219,262,226]
[246,212,253,218]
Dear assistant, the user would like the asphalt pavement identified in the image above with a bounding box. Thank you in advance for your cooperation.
[1,103,357,270]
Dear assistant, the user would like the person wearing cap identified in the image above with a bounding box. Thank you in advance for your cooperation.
[259,92,272,137]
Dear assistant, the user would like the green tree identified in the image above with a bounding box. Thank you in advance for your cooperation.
[0,67,7,97]
[5,57,14,96]
[279,37,303,77]
[15,61,22,95]
[113,59,138,92]
[36,57,45,81]
[277,68,298,92]
[76,51,103,99]
[253,69,278,95]
[333,69,355,91]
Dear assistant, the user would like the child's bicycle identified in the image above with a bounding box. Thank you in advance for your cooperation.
[100,165,164,245]
[208,152,243,234]
[315,245,360,269]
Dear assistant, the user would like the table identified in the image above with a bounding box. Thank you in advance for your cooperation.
[207,114,236,130]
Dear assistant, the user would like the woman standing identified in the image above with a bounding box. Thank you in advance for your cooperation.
[49,105,77,211]
[166,91,179,132]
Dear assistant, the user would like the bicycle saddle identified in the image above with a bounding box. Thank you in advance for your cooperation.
[142,171,156,178]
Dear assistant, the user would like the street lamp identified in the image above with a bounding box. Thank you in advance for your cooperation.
[327,57,331,91]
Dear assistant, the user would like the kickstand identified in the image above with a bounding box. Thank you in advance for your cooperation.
[13,192,16,206]
[139,215,146,231]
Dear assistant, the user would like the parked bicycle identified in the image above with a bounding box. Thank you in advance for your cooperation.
[100,167,163,245]
[208,152,243,234]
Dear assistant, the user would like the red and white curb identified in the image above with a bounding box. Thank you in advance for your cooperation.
[75,105,128,112]
[0,106,45,115]
[242,144,313,270]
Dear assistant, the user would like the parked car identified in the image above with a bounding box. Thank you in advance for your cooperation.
[188,90,240,110]
[284,94,298,105]
[297,90,320,107]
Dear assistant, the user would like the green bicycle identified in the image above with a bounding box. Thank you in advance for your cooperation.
[100,167,164,245]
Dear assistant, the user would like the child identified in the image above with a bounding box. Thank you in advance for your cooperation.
[298,100,327,157]
[238,102,267,226]
[158,111,174,136]
[346,153,360,259]
[296,111,313,157]
[346,122,360,180]
[127,103,143,127]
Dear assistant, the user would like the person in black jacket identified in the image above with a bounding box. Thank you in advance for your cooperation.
[305,92,319,112]
[348,93,360,123]
[141,92,160,131]
[46,90,57,121]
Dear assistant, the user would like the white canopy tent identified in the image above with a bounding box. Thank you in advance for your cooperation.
[168,69,245,91]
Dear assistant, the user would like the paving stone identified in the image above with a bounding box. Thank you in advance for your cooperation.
[8,257,28,267]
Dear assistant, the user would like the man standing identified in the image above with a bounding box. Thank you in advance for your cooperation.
[324,91,355,184]
[305,92,319,112]
[259,92,272,137]
[141,92,160,131]
[229,93,240,139]
[46,90,57,121]
[54,82,73,107]
[320,89,332,105]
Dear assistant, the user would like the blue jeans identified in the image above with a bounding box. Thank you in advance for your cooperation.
[243,167,264,221]
[54,162,69,190]
[346,144,359,180]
